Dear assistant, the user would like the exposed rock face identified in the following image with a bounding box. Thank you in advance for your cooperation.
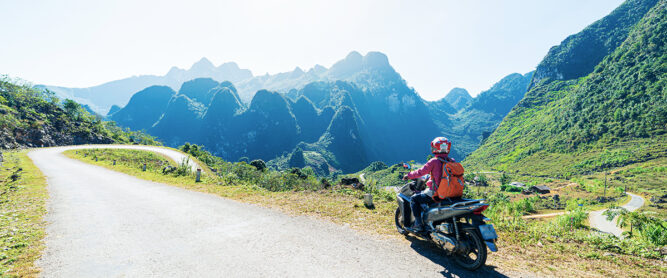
[179,78,220,105]
[110,85,176,131]
[0,125,114,149]
[236,90,300,161]
[443,88,472,111]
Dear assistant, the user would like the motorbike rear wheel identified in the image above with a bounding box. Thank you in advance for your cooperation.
[452,228,487,270]
[394,208,409,235]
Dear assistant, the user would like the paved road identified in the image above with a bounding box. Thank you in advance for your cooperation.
[29,146,516,277]
[588,193,645,237]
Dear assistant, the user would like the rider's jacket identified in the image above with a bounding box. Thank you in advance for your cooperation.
[405,153,455,194]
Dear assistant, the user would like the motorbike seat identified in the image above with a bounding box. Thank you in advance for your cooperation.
[428,197,482,209]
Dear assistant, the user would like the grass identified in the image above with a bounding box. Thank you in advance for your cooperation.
[0,151,48,278]
[66,147,667,277]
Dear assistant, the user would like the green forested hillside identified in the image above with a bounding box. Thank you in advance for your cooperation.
[465,0,666,176]
[531,0,659,84]
[0,77,159,148]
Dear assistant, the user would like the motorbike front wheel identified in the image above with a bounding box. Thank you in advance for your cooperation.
[394,208,409,235]
[452,228,487,270]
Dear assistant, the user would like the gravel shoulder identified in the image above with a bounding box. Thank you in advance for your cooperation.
[29,146,521,277]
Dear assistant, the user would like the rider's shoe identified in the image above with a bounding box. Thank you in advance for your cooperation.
[407,222,425,233]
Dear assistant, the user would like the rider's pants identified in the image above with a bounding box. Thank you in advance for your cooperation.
[411,192,435,227]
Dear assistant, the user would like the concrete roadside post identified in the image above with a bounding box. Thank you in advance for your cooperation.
[364,193,373,208]
[196,168,201,182]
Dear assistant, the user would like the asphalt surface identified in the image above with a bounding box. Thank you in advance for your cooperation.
[29,145,518,277]
[589,193,645,237]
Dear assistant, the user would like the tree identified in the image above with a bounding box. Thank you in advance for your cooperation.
[604,207,653,238]
[250,159,267,171]
[499,172,511,186]
[366,161,387,171]
[63,99,81,118]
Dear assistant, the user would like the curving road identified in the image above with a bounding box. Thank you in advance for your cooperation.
[61,144,202,172]
[29,145,516,277]
[588,193,645,237]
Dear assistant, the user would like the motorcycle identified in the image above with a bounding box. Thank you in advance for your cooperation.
[394,178,498,270]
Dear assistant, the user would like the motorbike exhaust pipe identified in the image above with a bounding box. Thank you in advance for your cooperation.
[431,232,457,252]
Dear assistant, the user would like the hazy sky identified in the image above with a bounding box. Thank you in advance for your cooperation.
[1,0,624,99]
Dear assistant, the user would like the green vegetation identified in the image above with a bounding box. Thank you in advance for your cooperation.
[467,189,664,276]
[465,0,666,177]
[0,76,160,148]
[0,151,48,277]
[355,163,409,188]
[605,207,667,245]
[74,147,326,193]
[532,0,658,83]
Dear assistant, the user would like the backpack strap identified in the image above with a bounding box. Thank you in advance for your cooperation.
[434,157,450,198]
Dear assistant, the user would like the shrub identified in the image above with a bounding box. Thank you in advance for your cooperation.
[500,172,511,186]
[171,157,193,177]
[249,159,267,171]
[365,161,388,172]
[301,166,315,177]
[289,168,308,179]
[500,183,522,192]
[320,178,331,189]
[556,208,588,230]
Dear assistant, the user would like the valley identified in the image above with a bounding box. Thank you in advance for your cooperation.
[0,0,665,276]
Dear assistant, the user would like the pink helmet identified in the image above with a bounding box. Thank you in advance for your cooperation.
[431,137,451,154]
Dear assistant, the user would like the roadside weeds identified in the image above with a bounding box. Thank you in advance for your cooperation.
[0,151,48,278]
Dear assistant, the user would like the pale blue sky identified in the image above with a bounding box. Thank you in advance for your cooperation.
[0,0,624,99]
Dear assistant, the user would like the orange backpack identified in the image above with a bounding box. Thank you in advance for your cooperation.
[434,158,465,199]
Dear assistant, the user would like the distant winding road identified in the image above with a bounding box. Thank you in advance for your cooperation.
[29,145,518,277]
[589,193,645,237]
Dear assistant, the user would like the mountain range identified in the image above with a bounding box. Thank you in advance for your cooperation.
[37,59,252,114]
[41,50,449,116]
[102,51,531,175]
[35,0,664,176]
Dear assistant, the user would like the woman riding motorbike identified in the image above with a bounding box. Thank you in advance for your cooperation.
[402,137,455,232]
